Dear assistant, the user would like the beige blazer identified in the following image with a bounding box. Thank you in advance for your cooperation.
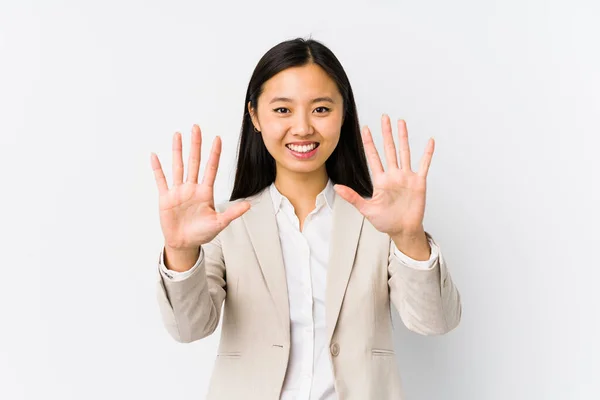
[156,187,461,400]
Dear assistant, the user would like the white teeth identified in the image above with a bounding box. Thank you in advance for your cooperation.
[287,143,317,153]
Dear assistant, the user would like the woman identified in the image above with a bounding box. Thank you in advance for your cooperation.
[150,38,461,400]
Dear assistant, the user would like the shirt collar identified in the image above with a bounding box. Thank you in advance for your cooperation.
[269,178,336,214]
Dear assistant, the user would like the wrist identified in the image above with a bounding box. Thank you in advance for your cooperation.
[164,243,199,254]
[163,244,201,273]
[391,229,430,261]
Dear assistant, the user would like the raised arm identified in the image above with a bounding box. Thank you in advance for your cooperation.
[150,124,250,342]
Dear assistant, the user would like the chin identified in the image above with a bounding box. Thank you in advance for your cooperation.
[280,160,326,175]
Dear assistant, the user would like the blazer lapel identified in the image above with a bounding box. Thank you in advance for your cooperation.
[325,195,365,344]
[241,188,290,342]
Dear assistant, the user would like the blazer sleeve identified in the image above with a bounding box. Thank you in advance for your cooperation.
[156,233,226,343]
[387,231,462,335]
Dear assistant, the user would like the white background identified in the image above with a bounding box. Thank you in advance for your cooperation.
[1,1,598,399]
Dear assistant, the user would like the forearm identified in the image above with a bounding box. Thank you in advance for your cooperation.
[157,246,226,342]
[388,233,462,335]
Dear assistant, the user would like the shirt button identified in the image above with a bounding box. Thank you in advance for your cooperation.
[330,342,340,357]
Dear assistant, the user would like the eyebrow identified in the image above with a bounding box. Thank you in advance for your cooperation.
[268,96,336,104]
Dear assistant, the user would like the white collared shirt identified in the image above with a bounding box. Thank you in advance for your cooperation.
[159,179,439,399]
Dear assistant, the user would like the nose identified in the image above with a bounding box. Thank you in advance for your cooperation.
[290,112,314,136]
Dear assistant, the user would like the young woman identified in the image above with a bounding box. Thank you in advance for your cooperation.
[151,38,461,400]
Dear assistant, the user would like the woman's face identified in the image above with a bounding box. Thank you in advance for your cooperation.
[249,63,344,178]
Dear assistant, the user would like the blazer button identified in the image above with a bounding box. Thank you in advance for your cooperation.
[330,343,340,357]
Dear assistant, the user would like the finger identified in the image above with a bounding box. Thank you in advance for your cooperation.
[418,137,435,177]
[397,119,412,171]
[172,132,184,185]
[186,125,202,183]
[333,184,368,214]
[201,136,222,187]
[381,114,398,169]
[218,201,251,227]
[361,126,384,175]
[150,152,169,195]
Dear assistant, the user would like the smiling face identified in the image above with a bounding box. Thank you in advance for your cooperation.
[248,63,344,181]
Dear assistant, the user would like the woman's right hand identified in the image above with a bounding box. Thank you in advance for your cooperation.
[150,124,251,253]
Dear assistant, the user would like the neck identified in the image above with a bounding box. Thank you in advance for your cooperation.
[273,167,329,211]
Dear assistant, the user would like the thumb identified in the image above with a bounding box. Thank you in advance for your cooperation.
[218,201,251,228]
[334,184,367,213]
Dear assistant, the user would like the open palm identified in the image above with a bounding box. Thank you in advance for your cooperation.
[150,125,250,250]
[334,115,434,237]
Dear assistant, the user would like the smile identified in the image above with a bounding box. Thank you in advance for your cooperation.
[285,142,320,160]
[285,142,319,153]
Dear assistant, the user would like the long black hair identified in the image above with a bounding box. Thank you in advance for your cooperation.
[229,37,373,201]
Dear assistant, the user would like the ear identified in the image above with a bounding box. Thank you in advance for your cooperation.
[247,101,260,131]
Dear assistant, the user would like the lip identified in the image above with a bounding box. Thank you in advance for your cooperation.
[286,142,320,160]
[286,141,319,146]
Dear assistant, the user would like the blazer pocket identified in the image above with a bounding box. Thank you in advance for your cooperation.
[371,348,395,357]
[217,351,241,359]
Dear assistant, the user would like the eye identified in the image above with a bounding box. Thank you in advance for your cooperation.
[314,106,330,113]
[273,107,290,114]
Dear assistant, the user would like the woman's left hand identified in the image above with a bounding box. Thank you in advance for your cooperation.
[334,114,434,239]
